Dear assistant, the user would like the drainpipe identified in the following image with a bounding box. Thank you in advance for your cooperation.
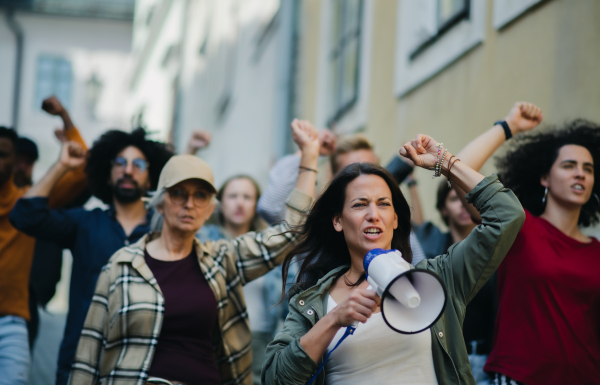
[6,8,24,131]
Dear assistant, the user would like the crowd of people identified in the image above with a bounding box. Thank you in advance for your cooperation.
[0,98,598,385]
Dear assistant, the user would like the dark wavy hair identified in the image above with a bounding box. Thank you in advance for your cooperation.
[280,163,413,299]
[85,128,173,204]
[495,119,600,227]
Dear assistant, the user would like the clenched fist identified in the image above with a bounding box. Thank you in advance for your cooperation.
[505,102,543,134]
[59,141,86,170]
[42,96,66,116]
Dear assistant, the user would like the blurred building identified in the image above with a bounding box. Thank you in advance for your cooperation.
[295,0,600,227]
[0,0,135,180]
[128,0,299,187]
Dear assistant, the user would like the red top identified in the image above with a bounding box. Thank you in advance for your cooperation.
[484,210,600,385]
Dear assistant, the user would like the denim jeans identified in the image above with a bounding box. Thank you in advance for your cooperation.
[0,316,30,385]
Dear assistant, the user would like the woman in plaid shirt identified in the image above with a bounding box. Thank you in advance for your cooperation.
[69,119,319,385]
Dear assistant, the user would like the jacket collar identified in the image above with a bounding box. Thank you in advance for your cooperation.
[289,265,349,321]
[112,231,212,290]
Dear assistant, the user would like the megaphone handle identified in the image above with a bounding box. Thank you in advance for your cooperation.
[348,284,375,329]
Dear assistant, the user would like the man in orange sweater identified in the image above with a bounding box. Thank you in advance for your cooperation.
[0,100,87,384]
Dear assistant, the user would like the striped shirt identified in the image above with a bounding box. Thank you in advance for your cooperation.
[69,189,312,385]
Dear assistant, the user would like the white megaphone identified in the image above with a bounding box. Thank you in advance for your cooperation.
[357,248,447,334]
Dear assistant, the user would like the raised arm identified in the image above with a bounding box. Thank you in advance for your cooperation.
[40,96,89,208]
[257,128,335,224]
[185,129,211,155]
[24,141,86,198]
[455,102,542,220]
[400,135,525,305]
[221,119,320,284]
[457,102,542,171]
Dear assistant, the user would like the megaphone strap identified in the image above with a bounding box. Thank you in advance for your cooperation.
[306,326,355,385]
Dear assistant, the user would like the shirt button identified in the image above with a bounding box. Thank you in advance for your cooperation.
[124,240,130,246]
[438,332,444,338]
[298,300,305,306]
[307,309,314,316]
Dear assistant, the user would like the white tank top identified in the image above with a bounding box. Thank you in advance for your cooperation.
[325,296,438,385]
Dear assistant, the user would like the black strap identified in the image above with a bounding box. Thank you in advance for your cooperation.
[494,120,512,140]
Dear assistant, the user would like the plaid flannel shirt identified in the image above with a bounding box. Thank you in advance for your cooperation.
[69,189,312,385]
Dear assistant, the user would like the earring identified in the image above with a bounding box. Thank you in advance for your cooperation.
[594,193,600,206]
[542,187,548,204]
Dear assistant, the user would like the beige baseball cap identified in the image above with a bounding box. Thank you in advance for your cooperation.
[157,154,216,193]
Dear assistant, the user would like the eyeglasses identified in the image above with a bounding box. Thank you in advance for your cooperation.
[111,157,149,173]
[167,188,212,207]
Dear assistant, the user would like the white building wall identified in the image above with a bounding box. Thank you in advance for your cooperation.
[0,12,133,181]
[130,0,293,188]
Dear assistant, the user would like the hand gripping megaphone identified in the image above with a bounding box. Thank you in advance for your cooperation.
[359,248,447,334]
[307,249,448,385]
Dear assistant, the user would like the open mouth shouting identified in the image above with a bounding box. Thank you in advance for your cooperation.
[363,226,383,240]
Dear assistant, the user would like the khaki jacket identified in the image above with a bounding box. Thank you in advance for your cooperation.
[70,189,312,385]
[262,176,525,385]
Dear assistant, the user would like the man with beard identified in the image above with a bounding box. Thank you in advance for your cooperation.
[10,128,173,385]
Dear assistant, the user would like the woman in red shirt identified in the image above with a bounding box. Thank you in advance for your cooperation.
[456,102,600,385]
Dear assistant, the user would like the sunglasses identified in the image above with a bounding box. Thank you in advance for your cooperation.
[167,188,212,207]
[111,157,149,173]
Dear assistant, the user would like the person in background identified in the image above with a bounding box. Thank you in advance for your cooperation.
[198,175,282,385]
[263,133,526,385]
[452,102,600,384]
[0,115,87,385]
[10,127,173,385]
[18,97,93,349]
[69,119,319,385]
[14,136,38,188]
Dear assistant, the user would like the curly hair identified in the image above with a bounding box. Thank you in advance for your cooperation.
[495,119,600,227]
[85,128,173,204]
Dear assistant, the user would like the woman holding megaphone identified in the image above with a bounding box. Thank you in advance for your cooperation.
[262,135,525,385]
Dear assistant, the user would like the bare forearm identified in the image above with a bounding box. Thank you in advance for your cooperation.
[456,125,506,171]
[299,313,341,362]
[25,162,70,197]
[295,151,319,198]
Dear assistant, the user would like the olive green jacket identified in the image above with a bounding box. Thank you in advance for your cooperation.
[262,175,525,385]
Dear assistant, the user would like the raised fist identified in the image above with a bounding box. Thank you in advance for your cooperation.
[59,141,86,170]
[42,96,66,116]
[318,129,337,156]
[186,130,212,154]
[399,134,448,170]
[291,119,319,157]
[505,102,543,134]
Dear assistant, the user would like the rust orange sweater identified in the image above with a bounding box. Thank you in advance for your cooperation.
[0,128,87,320]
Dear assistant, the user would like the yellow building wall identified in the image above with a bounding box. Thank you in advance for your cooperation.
[300,0,600,228]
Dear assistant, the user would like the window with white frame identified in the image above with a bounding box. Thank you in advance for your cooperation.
[327,0,363,125]
[394,0,486,97]
[35,55,72,109]
[493,0,546,30]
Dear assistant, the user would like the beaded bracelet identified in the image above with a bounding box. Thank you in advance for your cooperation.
[438,149,448,178]
[432,143,443,179]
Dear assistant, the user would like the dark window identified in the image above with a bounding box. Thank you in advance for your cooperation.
[410,0,469,60]
[327,0,362,126]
